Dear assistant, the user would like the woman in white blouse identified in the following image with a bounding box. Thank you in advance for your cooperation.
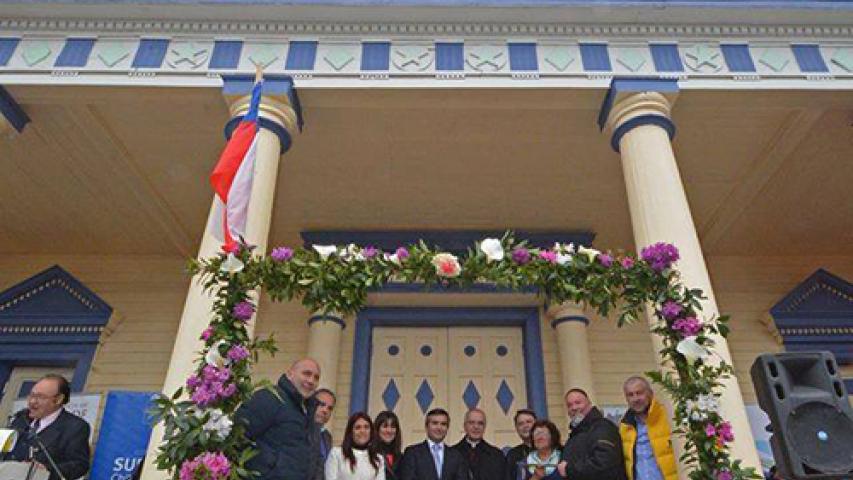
[325,412,386,480]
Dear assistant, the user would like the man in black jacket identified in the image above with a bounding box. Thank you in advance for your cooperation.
[558,388,627,480]
[236,358,322,480]
[2,374,91,480]
[451,408,505,480]
[505,409,536,480]
[400,408,468,480]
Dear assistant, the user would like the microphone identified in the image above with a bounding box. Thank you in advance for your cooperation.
[27,429,67,480]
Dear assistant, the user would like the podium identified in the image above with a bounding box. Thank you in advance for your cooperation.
[0,461,49,480]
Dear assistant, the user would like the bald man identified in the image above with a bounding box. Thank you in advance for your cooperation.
[236,358,323,480]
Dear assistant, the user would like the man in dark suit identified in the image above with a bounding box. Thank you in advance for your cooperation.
[400,408,468,480]
[313,388,336,480]
[2,373,91,480]
[505,409,536,480]
[451,408,505,480]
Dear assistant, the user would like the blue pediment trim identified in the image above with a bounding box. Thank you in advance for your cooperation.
[301,230,595,257]
[0,265,112,320]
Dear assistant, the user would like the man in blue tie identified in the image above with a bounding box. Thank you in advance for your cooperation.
[313,388,336,480]
[400,408,468,480]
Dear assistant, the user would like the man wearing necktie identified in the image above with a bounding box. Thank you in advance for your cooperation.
[400,408,468,480]
[313,388,336,480]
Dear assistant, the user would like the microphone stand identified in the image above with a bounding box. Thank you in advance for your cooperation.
[28,431,67,480]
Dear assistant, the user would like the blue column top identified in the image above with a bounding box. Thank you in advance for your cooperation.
[221,74,304,154]
[598,78,679,153]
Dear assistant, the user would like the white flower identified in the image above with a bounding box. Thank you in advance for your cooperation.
[220,253,244,274]
[432,253,462,278]
[553,242,575,254]
[479,238,505,262]
[199,408,233,439]
[556,252,573,265]
[697,394,720,413]
[205,340,230,368]
[577,245,601,262]
[384,252,402,266]
[676,337,709,365]
[313,245,337,260]
[340,244,365,262]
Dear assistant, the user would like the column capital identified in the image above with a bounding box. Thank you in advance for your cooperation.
[0,86,30,134]
[598,78,679,153]
[308,312,346,330]
[547,302,589,328]
[221,74,303,153]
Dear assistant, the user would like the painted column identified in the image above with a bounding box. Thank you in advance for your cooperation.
[307,312,346,391]
[547,302,597,401]
[140,76,301,480]
[599,79,761,474]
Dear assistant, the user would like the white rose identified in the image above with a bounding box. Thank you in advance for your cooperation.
[676,337,709,365]
[577,245,601,262]
[556,252,573,265]
[205,340,230,368]
[201,408,233,439]
[313,245,337,260]
[220,253,244,274]
[479,238,505,262]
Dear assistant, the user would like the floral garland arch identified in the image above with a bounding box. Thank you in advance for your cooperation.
[152,233,759,480]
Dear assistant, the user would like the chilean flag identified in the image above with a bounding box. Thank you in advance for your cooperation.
[210,79,263,251]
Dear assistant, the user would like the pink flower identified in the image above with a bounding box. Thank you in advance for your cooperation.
[432,253,461,278]
[705,423,717,437]
[640,242,680,272]
[180,452,231,480]
[232,301,255,321]
[271,247,294,262]
[539,250,558,264]
[200,326,214,341]
[363,246,379,259]
[672,317,703,337]
[620,257,635,269]
[395,247,409,261]
[511,248,532,265]
[598,253,613,267]
[717,421,735,442]
[716,471,733,480]
[661,301,683,320]
[227,345,250,362]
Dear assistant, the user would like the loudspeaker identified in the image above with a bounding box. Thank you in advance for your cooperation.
[751,352,853,479]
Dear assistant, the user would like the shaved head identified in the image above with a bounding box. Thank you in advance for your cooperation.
[287,358,321,398]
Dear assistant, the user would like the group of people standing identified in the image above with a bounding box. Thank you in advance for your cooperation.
[237,358,678,480]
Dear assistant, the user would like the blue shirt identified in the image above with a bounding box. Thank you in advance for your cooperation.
[635,418,664,480]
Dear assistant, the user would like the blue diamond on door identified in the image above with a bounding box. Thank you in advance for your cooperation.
[462,381,481,409]
[496,380,515,414]
[382,379,401,411]
[415,379,435,413]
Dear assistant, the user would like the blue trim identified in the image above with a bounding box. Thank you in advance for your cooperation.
[721,44,756,72]
[222,73,304,133]
[224,115,292,153]
[0,38,19,66]
[350,307,548,419]
[792,44,829,73]
[509,43,538,71]
[580,43,611,72]
[361,42,391,71]
[308,314,346,329]
[301,230,595,256]
[610,114,676,152]
[650,44,684,72]
[285,41,317,70]
[20,0,853,8]
[0,86,31,133]
[209,40,243,69]
[377,283,538,294]
[131,39,169,68]
[597,77,679,131]
[551,315,590,328]
[845,379,853,394]
[54,38,96,68]
[436,43,464,71]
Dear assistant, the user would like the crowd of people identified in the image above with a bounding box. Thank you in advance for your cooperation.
[237,358,682,480]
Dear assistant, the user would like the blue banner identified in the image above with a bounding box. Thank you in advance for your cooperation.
[90,391,156,480]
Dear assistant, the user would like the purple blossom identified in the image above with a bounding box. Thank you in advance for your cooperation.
[539,250,558,264]
[189,366,235,407]
[186,375,201,389]
[511,248,532,265]
[271,247,294,262]
[227,345,250,362]
[661,301,684,320]
[363,246,379,259]
[672,317,703,337]
[717,421,735,443]
[395,247,410,261]
[180,452,231,480]
[620,257,635,269]
[232,301,255,321]
[200,326,214,341]
[716,471,733,480]
[640,242,680,272]
[598,253,613,267]
[705,423,717,438]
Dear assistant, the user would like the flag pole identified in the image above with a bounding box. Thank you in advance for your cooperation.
[255,63,264,83]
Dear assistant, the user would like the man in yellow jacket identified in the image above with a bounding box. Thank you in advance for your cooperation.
[618,376,678,480]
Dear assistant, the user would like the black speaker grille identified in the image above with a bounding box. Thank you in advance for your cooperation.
[787,402,853,474]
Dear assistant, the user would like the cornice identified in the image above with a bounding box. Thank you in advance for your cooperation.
[2,17,852,39]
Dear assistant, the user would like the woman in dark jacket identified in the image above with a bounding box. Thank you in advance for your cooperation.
[372,411,402,480]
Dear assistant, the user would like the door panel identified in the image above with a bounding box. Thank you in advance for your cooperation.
[370,325,525,450]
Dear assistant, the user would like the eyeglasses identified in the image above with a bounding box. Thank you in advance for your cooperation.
[27,393,59,402]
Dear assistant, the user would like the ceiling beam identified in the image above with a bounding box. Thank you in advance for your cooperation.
[698,108,824,251]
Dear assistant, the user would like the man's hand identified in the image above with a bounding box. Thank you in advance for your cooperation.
[557,460,567,478]
[31,461,47,470]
